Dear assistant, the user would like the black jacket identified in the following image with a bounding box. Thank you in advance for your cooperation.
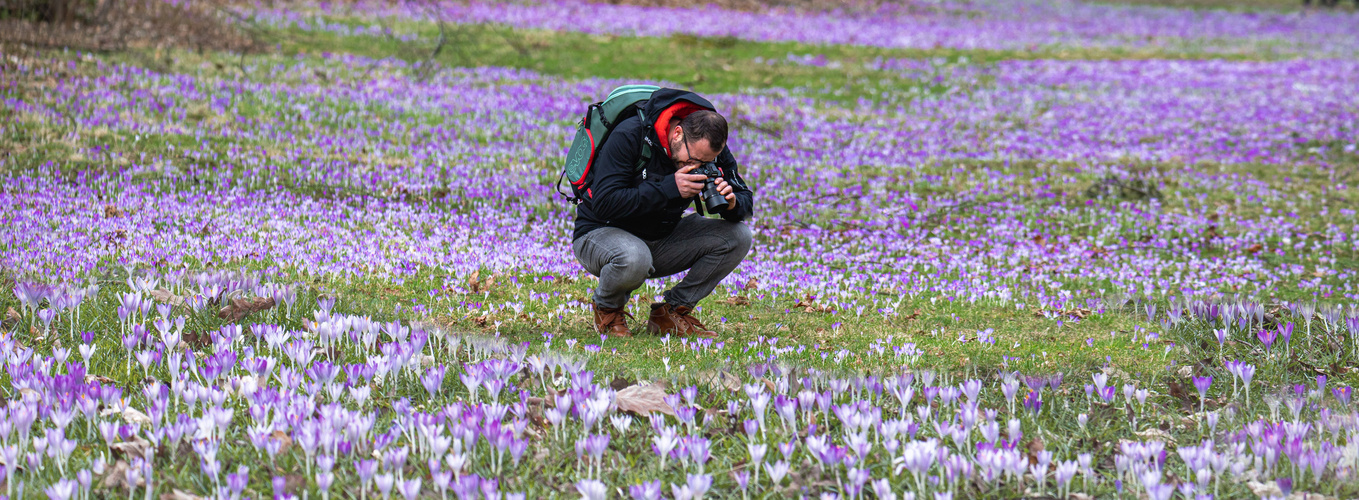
[572,90,754,241]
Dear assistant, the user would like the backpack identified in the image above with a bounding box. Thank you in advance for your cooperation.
[557,84,662,205]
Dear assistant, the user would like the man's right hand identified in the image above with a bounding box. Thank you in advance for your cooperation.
[674,164,707,198]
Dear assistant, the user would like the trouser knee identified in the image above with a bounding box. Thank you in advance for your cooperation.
[726,222,754,258]
[608,248,653,285]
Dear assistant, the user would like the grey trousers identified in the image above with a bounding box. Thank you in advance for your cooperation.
[572,216,753,309]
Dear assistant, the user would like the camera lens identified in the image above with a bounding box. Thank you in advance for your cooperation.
[702,184,726,211]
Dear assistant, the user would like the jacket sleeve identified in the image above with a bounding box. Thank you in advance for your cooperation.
[588,122,682,221]
[713,146,754,222]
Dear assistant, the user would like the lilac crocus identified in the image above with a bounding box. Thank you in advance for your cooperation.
[399,478,421,500]
[629,480,661,500]
[1334,386,1352,406]
[44,478,77,500]
[1257,329,1278,355]
[575,479,606,500]
[1193,376,1212,411]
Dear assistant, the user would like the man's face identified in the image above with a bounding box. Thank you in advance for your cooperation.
[669,126,719,169]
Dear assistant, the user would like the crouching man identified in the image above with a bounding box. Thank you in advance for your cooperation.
[572,89,754,338]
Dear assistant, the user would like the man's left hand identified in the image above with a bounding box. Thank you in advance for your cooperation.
[714,178,736,211]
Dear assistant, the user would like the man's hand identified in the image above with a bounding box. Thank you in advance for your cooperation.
[714,177,736,211]
[674,164,707,198]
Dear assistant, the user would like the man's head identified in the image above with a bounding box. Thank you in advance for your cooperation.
[668,110,728,168]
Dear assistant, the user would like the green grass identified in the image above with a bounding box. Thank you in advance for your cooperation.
[5,17,1359,499]
[0,2,1352,397]
[249,19,1295,106]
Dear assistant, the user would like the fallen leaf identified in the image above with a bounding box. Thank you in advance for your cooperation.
[84,374,116,385]
[1133,428,1176,443]
[696,370,742,392]
[468,270,481,293]
[1245,243,1263,254]
[100,460,139,491]
[110,436,152,458]
[1025,436,1045,465]
[217,297,276,323]
[718,371,742,392]
[614,384,676,416]
[718,296,750,306]
[3,307,19,329]
[160,490,207,500]
[147,288,184,307]
[119,407,153,426]
[182,330,212,350]
[1289,492,1338,500]
[1247,480,1282,498]
[270,430,294,454]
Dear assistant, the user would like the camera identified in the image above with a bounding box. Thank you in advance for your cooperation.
[693,161,729,213]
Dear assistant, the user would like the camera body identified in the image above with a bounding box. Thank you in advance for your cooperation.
[692,161,729,213]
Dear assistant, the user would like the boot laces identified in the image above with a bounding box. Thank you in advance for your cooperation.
[676,309,706,330]
[600,308,634,329]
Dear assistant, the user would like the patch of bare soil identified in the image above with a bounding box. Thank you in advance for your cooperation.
[0,0,255,52]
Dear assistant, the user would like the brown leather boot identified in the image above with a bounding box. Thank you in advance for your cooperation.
[646,302,717,338]
[593,303,634,337]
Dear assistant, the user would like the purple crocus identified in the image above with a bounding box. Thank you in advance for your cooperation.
[1334,386,1352,406]
[630,480,662,500]
[1257,329,1277,354]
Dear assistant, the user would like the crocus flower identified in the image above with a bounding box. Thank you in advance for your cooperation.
[629,480,661,500]
[576,479,606,500]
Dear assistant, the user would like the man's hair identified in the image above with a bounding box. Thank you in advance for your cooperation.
[679,110,728,153]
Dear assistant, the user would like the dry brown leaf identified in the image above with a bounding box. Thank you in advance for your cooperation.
[718,296,751,306]
[270,430,293,454]
[84,374,116,385]
[120,407,153,426]
[2,307,19,329]
[160,489,207,500]
[100,460,138,491]
[1245,243,1264,254]
[1288,492,1338,500]
[615,384,676,416]
[697,370,742,392]
[1132,428,1176,443]
[761,378,777,394]
[217,297,276,323]
[719,371,742,392]
[147,288,184,307]
[1025,436,1045,456]
[1248,480,1283,498]
[110,436,152,458]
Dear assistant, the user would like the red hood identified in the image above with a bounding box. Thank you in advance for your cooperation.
[653,101,709,156]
